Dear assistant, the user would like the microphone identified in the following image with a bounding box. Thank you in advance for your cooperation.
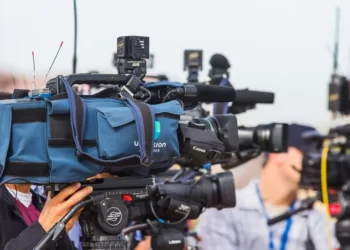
[209,54,231,71]
[174,84,236,103]
[234,89,274,105]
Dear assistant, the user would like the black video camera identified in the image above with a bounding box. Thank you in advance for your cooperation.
[32,112,238,250]
[29,36,239,250]
[215,123,289,170]
[300,126,350,190]
[299,124,350,249]
[37,170,234,250]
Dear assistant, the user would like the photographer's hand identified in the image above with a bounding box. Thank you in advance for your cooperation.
[38,183,93,232]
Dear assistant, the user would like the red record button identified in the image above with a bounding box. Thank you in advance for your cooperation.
[122,194,133,201]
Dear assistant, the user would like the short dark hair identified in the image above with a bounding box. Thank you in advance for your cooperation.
[157,74,168,81]
[0,92,12,100]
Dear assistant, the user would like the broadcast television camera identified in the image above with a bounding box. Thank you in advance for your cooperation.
[299,124,350,250]
[0,35,240,250]
[0,35,288,250]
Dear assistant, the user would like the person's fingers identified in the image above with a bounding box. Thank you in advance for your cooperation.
[87,174,101,180]
[46,191,54,202]
[63,186,93,209]
[87,173,114,180]
[51,183,81,204]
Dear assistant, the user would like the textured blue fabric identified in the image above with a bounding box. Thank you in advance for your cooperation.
[0,83,184,183]
[97,101,183,163]
[144,81,183,88]
[0,105,11,177]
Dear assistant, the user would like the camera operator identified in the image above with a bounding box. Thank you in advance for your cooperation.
[0,181,92,250]
[196,123,336,250]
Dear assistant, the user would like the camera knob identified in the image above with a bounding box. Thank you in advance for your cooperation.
[97,199,129,235]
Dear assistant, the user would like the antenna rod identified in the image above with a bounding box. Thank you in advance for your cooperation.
[32,51,36,90]
[11,73,16,89]
[333,6,341,73]
[44,41,64,83]
[72,0,78,74]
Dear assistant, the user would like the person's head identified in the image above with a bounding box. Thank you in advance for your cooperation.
[208,54,231,85]
[263,123,316,188]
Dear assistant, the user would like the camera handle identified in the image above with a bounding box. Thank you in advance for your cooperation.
[267,198,316,225]
[33,193,105,250]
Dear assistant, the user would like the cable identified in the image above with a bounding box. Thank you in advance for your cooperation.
[0,177,31,186]
[72,0,78,73]
[123,223,149,235]
[162,90,176,103]
[149,175,205,226]
[139,86,152,102]
[320,141,332,250]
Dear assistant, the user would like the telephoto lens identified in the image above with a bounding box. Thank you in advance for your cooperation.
[238,123,288,152]
[156,171,236,210]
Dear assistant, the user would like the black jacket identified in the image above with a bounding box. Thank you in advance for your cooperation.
[0,186,77,250]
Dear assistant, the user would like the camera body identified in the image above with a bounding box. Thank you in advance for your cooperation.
[299,125,350,249]
[300,125,350,190]
[113,36,150,76]
[21,35,243,250]
[46,170,235,250]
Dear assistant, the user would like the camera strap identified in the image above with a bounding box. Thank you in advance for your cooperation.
[59,76,155,167]
[255,184,295,250]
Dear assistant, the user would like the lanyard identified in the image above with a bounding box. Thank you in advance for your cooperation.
[255,184,295,250]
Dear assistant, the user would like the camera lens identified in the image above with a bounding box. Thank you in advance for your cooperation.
[238,123,288,152]
[156,171,236,210]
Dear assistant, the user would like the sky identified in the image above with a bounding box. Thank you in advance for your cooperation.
[1,0,350,132]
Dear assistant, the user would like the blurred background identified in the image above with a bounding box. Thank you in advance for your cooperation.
[2,0,350,186]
